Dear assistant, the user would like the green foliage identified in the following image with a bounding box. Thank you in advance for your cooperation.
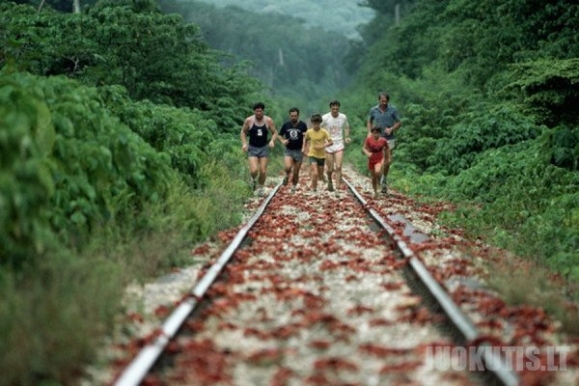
[545,125,579,171]
[426,103,542,175]
[0,71,175,266]
[360,0,446,81]
[504,58,579,127]
[0,1,262,116]
[0,72,57,266]
[363,0,579,90]
[98,85,260,187]
[399,135,579,278]
[8,0,99,12]
[442,140,546,204]
[3,0,579,381]
[98,86,207,185]
[345,0,579,289]
[0,253,122,386]
[161,0,354,111]
[0,1,301,384]
[186,0,375,39]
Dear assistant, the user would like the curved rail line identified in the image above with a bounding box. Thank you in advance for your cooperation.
[113,178,519,386]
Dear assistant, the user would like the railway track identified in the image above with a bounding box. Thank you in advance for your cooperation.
[110,171,523,386]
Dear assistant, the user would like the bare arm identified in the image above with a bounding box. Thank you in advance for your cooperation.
[385,120,402,136]
[344,121,351,143]
[240,118,250,151]
[392,120,402,132]
[278,127,287,145]
[267,117,277,147]
[362,139,371,157]
[325,131,333,148]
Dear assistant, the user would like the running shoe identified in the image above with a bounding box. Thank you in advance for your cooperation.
[381,177,387,194]
[250,178,257,191]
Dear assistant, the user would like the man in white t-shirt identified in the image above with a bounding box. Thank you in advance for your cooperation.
[322,100,351,191]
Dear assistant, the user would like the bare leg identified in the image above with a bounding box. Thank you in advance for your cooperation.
[248,157,259,180]
[373,161,383,196]
[383,147,392,179]
[248,156,259,190]
[333,150,344,189]
[382,148,392,193]
[292,160,301,186]
[325,153,334,186]
[310,162,319,190]
[317,165,325,188]
[258,157,268,186]
[282,155,292,185]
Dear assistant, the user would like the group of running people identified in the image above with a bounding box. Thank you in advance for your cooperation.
[240,93,401,197]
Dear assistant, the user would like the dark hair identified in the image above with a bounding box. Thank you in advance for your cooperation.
[378,92,390,101]
[311,113,322,123]
[329,100,341,107]
[371,126,382,133]
[289,107,300,114]
[253,102,265,110]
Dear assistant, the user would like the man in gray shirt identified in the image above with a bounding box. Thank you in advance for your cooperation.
[367,92,402,194]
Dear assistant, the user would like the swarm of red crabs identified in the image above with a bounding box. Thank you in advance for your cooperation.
[109,168,579,386]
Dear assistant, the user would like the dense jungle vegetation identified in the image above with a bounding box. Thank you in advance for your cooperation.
[189,0,375,39]
[1,0,578,384]
[160,0,358,112]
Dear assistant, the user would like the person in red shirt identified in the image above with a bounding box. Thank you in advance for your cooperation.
[363,127,389,198]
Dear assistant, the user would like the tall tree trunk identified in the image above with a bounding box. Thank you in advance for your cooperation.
[73,0,81,13]
[37,0,46,12]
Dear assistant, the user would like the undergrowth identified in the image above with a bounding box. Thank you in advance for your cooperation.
[0,162,251,386]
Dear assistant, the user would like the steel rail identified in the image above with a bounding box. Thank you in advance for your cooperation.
[115,176,519,385]
[343,177,519,386]
[113,184,282,386]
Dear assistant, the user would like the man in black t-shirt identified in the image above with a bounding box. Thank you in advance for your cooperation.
[278,107,308,193]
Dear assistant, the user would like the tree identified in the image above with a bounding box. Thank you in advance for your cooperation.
[1,0,260,120]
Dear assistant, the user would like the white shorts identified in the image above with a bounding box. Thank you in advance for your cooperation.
[325,140,344,154]
[387,139,396,150]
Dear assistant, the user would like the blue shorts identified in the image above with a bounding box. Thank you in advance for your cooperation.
[285,149,304,163]
[248,145,269,158]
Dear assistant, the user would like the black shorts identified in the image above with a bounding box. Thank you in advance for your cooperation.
[308,156,325,166]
